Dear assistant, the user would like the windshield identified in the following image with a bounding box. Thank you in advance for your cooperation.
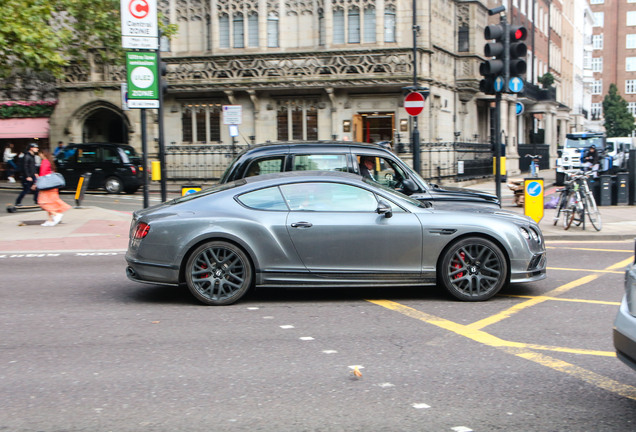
[362,177,426,208]
[119,145,140,163]
[565,135,604,150]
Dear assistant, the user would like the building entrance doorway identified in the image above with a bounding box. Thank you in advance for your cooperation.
[353,112,395,145]
[82,108,128,143]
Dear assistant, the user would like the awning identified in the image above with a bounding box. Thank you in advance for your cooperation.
[0,118,50,139]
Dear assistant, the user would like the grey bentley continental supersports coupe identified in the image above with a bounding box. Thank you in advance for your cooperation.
[126,171,546,305]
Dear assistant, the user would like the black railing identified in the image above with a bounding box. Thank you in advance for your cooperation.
[518,144,551,172]
[162,141,494,183]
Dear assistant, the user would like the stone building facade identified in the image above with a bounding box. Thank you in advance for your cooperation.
[46,0,591,178]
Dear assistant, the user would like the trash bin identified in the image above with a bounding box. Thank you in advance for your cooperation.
[616,172,629,205]
[599,175,612,206]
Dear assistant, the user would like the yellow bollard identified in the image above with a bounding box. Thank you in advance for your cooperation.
[151,161,161,181]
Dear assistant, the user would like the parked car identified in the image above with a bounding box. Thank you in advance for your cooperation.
[126,171,545,306]
[55,143,143,194]
[613,240,636,371]
[219,142,500,208]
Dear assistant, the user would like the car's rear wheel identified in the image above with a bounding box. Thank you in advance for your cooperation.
[185,241,253,306]
[104,176,123,194]
[439,237,508,301]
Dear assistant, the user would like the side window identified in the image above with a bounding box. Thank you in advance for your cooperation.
[101,147,121,163]
[237,186,288,210]
[77,147,98,163]
[280,182,378,212]
[292,154,348,172]
[245,157,284,177]
[56,147,77,164]
[356,155,406,189]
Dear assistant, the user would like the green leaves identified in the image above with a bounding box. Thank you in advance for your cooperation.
[602,83,635,138]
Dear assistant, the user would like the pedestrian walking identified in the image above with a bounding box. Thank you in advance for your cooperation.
[37,149,71,226]
[15,143,40,206]
[3,142,18,182]
[53,141,65,157]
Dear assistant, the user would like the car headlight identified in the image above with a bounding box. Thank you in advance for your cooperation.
[519,227,531,240]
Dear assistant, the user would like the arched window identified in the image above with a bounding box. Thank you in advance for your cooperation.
[268,13,279,47]
[348,7,360,43]
[219,14,230,48]
[384,8,396,43]
[233,13,245,48]
[248,13,259,47]
[363,7,376,43]
[333,9,345,44]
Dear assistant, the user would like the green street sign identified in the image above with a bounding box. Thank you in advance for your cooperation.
[126,52,159,108]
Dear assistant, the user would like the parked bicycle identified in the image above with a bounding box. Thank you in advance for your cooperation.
[553,169,601,231]
[526,154,542,177]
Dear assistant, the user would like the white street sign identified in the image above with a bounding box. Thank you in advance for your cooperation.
[223,105,242,125]
[128,99,160,109]
[121,0,158,49]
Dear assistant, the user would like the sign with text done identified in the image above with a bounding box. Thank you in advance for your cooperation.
[126,52,160,109]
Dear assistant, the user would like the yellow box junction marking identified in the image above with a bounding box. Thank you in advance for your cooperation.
[366,253,636,401]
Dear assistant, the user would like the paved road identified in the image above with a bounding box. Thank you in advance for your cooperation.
[1,241,635,431]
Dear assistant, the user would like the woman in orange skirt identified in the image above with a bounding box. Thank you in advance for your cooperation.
[38,149,71,226]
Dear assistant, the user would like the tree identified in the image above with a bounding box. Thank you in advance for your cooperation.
[602,83,635,137]
[0,0,177,79]
[538,72,554,89]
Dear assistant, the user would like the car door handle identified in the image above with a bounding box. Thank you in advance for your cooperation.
[291,221,313,228]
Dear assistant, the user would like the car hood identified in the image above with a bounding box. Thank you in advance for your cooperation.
[427,183,500,205]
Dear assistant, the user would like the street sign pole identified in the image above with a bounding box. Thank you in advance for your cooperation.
[157,38,166,202]
[411,0,421,175]
[141,109,149,208]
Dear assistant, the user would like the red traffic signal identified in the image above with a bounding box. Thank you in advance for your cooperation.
[510,26,528,42]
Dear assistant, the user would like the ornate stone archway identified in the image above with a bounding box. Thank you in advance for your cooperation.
[65,101,132,143]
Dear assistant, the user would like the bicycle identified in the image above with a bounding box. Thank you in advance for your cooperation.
[552,169,578,228]
[562,170,602,231]
[526,154,542,177]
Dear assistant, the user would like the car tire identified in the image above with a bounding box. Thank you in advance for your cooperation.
[438,237,508,302]
[185,241,253,306]
[104,176,123,194]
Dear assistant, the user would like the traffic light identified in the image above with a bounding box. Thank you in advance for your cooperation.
[160,61,169,95]
[508,25,528,79]
[480,24,506,95]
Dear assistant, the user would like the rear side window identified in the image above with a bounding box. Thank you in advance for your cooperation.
[292,154,348,172]
[245,157,285,177]
[77,147,98,163]
[237,186,288,210]
[101,147,121,163]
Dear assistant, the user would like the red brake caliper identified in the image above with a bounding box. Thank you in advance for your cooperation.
[453,251,465,279]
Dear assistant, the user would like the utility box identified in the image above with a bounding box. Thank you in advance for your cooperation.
[599,175,612,206]
[616,172,630,205]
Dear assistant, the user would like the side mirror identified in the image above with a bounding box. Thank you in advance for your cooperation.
[376,200,393,218]
[402,178,418,194]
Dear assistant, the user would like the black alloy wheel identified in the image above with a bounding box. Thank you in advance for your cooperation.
[185,241,253,306]
[439,237,508,301]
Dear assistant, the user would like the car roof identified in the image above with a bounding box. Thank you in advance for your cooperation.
[238,141,388,155]
[243,170,361,184]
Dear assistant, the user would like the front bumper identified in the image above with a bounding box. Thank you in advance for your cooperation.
[614,295,636,372]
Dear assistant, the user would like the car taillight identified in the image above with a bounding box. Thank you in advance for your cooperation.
[130,166,137,175]
[133,222,150,239]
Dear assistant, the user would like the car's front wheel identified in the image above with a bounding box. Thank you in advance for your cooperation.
[104,176,123,194]
[185,241,253,305]
[439,237,508,301]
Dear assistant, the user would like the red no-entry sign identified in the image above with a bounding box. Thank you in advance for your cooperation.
[404,92,425,116]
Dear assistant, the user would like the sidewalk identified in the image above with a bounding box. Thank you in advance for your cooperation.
[1,172,635,254]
